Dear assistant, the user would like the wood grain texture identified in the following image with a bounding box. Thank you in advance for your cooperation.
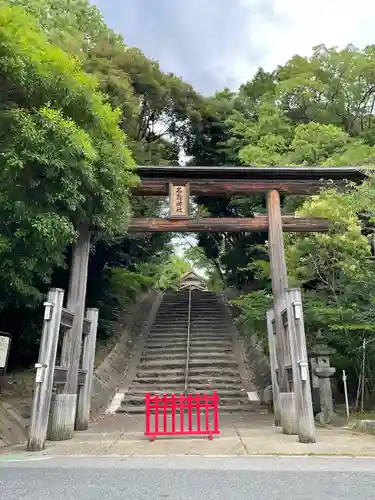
[128,216,331,233]
[132,179,347,196]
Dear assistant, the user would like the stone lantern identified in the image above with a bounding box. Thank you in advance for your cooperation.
[309,331,336,424]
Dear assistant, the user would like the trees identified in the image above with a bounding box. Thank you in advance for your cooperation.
[6,0,109,52]
[156,254,191,290]
[0,1,202,366]
[0,4,136,309]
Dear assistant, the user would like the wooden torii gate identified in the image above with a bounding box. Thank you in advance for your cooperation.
[27,165,365,450]
[129,165,366,443]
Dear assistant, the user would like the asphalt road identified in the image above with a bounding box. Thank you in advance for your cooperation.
[1,456,375,500]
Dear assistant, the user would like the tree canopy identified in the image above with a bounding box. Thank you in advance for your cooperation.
[0,4,136,308]
[3,0,375,407]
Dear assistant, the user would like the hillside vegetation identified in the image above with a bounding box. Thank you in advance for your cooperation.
[1,1,375,406]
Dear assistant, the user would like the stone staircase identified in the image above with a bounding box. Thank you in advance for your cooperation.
[118,290,257,414]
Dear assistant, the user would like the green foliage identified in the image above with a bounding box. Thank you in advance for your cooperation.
[0,1,196,367]
[0,4,136,307]
[183,242,224,291]
[157,254,191,290]
[231,290,272,349]
[6,0,109,52]
[94,267,154,339]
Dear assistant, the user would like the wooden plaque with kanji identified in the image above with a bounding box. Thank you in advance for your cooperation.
[169,182,190,219]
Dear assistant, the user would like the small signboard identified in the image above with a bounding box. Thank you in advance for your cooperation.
[0,332,11,370]
[169,182,190,219]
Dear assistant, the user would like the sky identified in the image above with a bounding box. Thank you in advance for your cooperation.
[93,0,375,95]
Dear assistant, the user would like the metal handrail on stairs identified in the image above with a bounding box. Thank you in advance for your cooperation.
[184,287,192,395]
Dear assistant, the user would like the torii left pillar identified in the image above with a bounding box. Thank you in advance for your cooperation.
[49,225,91,440]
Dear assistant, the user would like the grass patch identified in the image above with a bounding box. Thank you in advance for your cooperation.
[352,411,375,420]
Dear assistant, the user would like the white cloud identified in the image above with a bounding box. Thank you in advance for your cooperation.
[93,0,375,92]
[229,0,375,86]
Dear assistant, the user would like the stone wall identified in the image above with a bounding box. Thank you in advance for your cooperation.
[223,290,271,400]
[90,289,160,415]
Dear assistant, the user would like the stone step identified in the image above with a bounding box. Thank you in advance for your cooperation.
[144,342,188,349]
[151,323,229,329]
[118,404,255,415]
[131,379,245,389]
[158,302,221,307]
[154,314,227,319]
[190,337,233,342]
[136,368,241,379]
[153,320,229,324]
[147,334,188,339]
[121,394,251,411]
[155,310,225,315]
[139,358,237,369]
[147,335,231,342]
[158,305,223,308]
[187,374,243,383]
[141,356,237,365]
[142,351,235,361]
[164,304,221,307]
[219,404,258,413]
[145,340,233,348]
[126,388,247,398]
[129,385,185,393]
[149,332,231,338]
[133,373,242,385]
[142,347,188,354]
[129,383,244,392]
[148,330,189,336]
[133,376,185,384]
[136,369,185,377]
[121,394,252,407]
[187,385,246,392]
[161,296,220,300]
[150,330,231,335]
[150,319,231,332]
[190,346,233,352]
[140,355,187,363]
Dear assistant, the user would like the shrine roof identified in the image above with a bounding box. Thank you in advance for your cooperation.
[135,165,368,183]
[180,270,207,283]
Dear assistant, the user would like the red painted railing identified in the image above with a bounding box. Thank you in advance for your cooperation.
[145,392,220,441]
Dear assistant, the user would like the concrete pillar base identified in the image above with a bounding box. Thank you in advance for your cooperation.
[315,410,338,425]
[280,392,298,435]
[48,394,77,441]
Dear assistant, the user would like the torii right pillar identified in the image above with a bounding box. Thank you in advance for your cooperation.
[267,190,316,443]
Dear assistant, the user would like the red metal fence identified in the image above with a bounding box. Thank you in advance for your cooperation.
[145,392,220,441]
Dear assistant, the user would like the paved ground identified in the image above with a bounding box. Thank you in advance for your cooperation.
[1,456,375,500]
[1,412,375,457]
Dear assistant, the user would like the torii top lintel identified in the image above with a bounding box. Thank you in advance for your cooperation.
[132,165,367,196]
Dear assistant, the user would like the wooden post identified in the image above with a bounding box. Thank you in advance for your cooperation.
[75,308,99,431]
[49,226,90,441]
[267,190,289,392]
[27,288,64,451]
[286,288,316,443]
[266,309,281,426]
